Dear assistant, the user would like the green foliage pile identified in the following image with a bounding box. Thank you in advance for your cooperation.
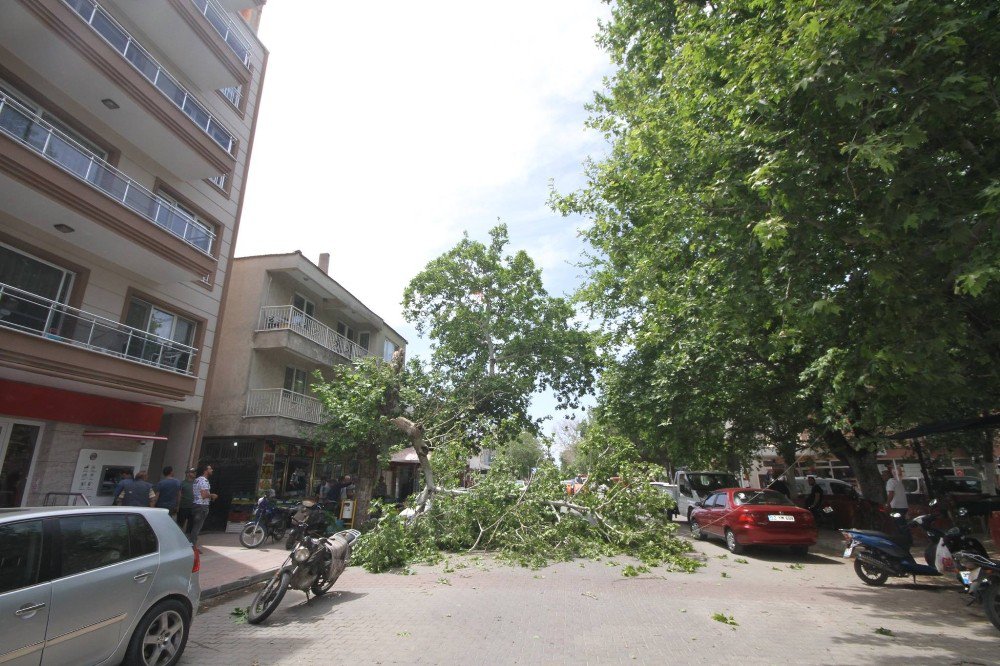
[352,433,700,574]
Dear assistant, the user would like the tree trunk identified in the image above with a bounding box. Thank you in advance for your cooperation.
[777,440,799,499]
[822,431,885,503]
[353,445,379,525]
[390,416,437,511]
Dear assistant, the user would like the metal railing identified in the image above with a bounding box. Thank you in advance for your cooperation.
[63,0,237,156]
[0,91,216,255]
[44,492,92,506]
[220,85,242,108]
[245,388,323,424]
[257,305,372,361]
[0,282,199,375]
[190,0,253,69]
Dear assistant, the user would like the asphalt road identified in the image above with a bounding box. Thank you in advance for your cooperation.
[181,534,999,665]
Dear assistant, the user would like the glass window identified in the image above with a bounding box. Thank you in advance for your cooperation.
[0,424,41,508]
[0,520,43,593]
[383,339,399,362]
[127,514,158,557]
[0,243,75,337]
[733,490,794,506]
[293,294,315,317]
[359,332,370,351]
[58,514,131,576]
[336,322,356,342]
[284,367,308,395]
[125,298,196,345]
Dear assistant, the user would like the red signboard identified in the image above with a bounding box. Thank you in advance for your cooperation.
[0,379,163,431]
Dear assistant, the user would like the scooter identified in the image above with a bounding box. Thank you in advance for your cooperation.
[841,502,985,586]
[239,490,291,549]
[954,550,1000,633]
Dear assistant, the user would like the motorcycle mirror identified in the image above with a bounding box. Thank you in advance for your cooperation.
[958,507,968,517]
[889,512,903,519]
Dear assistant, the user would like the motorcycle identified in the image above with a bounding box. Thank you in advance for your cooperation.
[954,549,1000,633]
[283,498,333,550]
[239,491,291,549]
[841,502,986,586]
[247,528,360,624]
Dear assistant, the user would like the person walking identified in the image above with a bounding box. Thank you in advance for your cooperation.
[153,466,182,515]
[121,470,155,507]
[176,468,196,533]
[188,464,217,547]
[883,466,910,545]
[805,475,824,522]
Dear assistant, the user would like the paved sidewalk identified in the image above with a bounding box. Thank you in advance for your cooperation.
[196,531,289,600]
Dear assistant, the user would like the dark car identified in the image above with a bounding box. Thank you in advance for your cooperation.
[689,488,818,556]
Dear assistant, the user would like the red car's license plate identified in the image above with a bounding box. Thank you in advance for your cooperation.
[767,515,795,522]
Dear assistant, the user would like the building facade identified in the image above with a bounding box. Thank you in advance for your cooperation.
[199,252,406,525]
[0,0,268,507]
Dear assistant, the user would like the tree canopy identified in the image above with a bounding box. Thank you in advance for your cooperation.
[556,0,1000,499]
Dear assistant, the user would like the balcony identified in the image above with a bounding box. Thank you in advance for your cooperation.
[256,306,372,364]
[0,0,232,181]
[64,0,237,156]
[101,0,251,91]
[0,282,197,375]
[245,388,323,424]
[0,90,216,259]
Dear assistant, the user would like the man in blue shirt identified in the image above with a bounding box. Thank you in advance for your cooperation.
[154,466,182,515]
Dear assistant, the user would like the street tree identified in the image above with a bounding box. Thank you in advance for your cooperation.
[556,0,1000,500]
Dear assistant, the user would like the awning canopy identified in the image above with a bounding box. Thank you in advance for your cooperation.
[390,447,420,464]
[83,431,167,442]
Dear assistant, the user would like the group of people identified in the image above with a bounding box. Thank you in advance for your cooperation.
[315,475,354,514]
[113,464,217,547]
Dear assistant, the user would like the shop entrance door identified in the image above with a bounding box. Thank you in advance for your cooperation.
[0,421,41,507]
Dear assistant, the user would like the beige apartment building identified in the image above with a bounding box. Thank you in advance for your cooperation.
[0,0,268,507]
[199,252,406,524]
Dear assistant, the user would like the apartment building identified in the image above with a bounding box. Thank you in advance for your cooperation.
[199,252,406,524]
[0,0,268,507]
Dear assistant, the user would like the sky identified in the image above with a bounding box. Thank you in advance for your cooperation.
[236,1,614,435]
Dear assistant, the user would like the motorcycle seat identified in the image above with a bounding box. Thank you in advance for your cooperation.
[848,529,909,545]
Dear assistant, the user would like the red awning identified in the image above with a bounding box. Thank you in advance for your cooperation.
[83,431,167,442]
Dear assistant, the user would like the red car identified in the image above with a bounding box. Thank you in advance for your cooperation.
[689,488,817,556]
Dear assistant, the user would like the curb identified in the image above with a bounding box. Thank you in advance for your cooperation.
[200,569,277,601]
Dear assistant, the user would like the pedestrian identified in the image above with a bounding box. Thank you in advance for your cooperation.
[805,475,824,522]
[770,474,791,499]
[112,470,133,505]
[188,464,217,547]
[121,470,156,507]
[154,466,182,515]
[176,468,196,533]
[883,467,910,544]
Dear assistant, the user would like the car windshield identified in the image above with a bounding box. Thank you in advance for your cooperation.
[733,490,794,506]
[688,473,739,493]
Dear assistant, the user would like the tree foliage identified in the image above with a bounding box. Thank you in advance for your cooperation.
[556,0,1000,499]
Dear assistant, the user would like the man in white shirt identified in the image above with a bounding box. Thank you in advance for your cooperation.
[883,466,910,546]
[189,464,217,547]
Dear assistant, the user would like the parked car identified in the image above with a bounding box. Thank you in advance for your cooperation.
[0,506,199,666]
[689,488,817,556]
[659,470,741,521]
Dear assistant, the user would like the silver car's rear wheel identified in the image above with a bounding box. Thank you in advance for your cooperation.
[125,599,190,666]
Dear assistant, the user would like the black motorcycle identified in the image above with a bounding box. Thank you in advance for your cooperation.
[247,529,360,624]
[239,492,291,549]
[283,499,332,550]
[954,549,1000,633]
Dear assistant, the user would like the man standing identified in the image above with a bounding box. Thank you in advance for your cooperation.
[154,466,181,514]
[883,466,909,544]
[122,470,155,507]
[176,468,196,533]
[805,475,824,521]
[189,465,217,547]
[112,470,133,505]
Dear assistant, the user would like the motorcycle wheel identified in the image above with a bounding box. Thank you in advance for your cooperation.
[984,578,1000,633]
[854,557,889,586]
[247,571,290,625]
[239,523,267,549]
[311,571,336,596]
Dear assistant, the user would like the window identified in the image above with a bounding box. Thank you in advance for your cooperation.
[127,514,158,556]
[124,297,196,371]
[358,331,370,351]
[155,192,214,251]
[58,514,131,576]
[733,490,793,506]
[383,339,399,362]
[284,366,308,395]
[0,243,75,336]
[293,293,315,318]
[336,321,355,342]
[0,520,43,593]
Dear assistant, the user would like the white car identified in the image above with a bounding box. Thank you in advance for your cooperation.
[0,506,200,666]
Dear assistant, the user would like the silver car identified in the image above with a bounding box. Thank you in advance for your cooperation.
[0,507,200,666]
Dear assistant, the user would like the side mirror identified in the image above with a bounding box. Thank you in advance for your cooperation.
[928,498,938,507]
[694,501,704,508]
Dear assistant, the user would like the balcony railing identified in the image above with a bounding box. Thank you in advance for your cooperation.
[190,0,253,70]
[245,388,323,424]
[257,305,372,362]
[63,0,237,156]
[0,282,198,375]
[0,91,216,255]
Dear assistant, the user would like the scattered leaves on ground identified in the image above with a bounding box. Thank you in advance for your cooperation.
[720,572,731,578]
[582,591,598,600]
[437,577,451,585]
[712,613,738,626]
[229,607,248,624]
[622,564,650,577]
[787,563,805,570]
[874,627,894,637]
[734,558,749,564]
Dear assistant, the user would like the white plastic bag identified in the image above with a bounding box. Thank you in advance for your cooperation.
[934,539,956,573]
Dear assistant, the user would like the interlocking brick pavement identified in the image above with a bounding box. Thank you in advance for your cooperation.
[181,537,1000,666]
